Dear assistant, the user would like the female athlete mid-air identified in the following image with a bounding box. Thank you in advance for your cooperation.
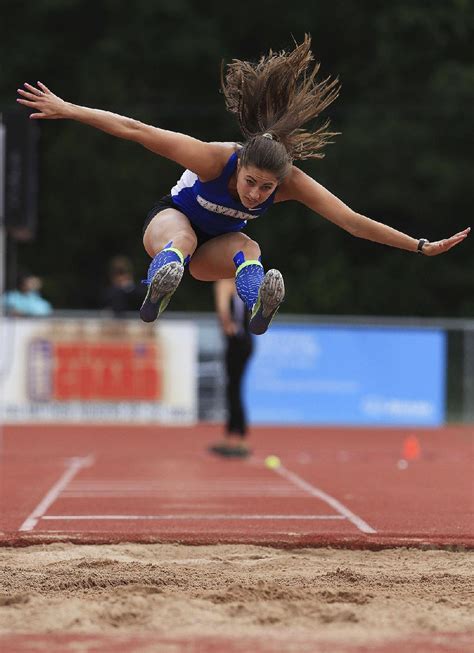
[17,36,470,334]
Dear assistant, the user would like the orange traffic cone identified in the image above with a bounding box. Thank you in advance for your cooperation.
[402,435,421,461]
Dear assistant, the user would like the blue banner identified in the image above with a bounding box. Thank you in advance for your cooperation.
[245,325,446,426]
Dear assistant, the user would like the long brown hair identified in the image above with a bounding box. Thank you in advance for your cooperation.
[221,35,340,177]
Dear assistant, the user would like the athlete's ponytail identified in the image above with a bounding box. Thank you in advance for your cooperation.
[221,35,340,177]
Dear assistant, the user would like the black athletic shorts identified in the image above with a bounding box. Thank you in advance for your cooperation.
[142,195,215,247]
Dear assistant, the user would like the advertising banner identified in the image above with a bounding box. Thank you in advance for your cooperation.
[246,325,446,426]
[0,317,197,424]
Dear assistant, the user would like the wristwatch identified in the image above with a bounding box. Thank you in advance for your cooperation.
[417,238,429,254]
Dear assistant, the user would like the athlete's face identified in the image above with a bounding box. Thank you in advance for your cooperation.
[236,164,279,209]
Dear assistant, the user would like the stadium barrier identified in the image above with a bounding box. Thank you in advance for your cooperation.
[0,312,472,425]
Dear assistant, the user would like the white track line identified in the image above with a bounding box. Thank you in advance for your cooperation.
[273,465,377,534]
[41,514,345,521]
[19,455,94,532]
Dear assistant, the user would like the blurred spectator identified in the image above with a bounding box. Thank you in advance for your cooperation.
[209,278,254,458]
[103,256,145,316]
[3,272,52,317]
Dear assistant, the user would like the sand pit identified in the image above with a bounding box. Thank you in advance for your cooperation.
[0,543,473,649]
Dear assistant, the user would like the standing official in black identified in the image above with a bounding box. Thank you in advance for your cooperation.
[209,278,254,458]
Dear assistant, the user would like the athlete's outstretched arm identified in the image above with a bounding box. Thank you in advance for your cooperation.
[284,167,470,256]
[16,82,225,177]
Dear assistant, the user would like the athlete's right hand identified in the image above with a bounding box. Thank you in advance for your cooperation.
[16,82,69,119]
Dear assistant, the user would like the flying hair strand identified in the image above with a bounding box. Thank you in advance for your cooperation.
[221,34,340,160]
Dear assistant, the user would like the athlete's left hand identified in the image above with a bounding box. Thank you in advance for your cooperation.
[422,227,470,256]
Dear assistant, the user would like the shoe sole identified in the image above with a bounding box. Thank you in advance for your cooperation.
[139,261,184,323]
[249,269,285,335]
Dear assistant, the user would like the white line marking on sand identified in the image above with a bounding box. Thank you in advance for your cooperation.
[273,465,377,534]
[41,514,346,521]
[19,455,94,532]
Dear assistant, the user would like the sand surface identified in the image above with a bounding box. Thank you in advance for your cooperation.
[0,543,473,649]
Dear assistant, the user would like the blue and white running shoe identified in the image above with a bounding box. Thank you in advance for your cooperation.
[140,260,184,323]
[249,269,285,335]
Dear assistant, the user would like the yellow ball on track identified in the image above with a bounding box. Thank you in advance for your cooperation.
[265,455,281,469]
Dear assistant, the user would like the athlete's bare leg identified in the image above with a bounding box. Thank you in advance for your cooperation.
[189,232,260,281]
[143,208,198,258]
[190,231,284,336]
[140,209,197,323]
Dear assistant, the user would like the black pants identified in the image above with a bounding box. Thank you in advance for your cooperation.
[225,334,253,437]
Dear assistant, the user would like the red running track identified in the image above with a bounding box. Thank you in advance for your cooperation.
[1,631,473,653]
[1,423,472,548]
[1,423,473,653]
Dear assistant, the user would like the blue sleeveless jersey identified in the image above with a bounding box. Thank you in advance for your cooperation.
[170,151,276,236]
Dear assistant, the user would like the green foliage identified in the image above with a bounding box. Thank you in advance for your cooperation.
[1,0,472,315]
